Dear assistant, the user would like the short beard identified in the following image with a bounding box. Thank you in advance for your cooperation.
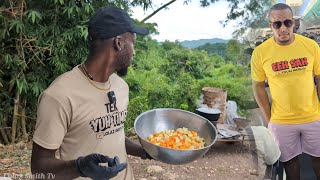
[116,47,130,77]
[274,35,292,45]
[278,38,291,45]
[117,68,128,77]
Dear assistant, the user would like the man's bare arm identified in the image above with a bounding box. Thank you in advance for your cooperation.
[252,80,271,125]
[31,142,79,180]
[125,137,145,157]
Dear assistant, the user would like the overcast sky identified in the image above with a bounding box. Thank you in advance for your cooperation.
[131,1,238,42]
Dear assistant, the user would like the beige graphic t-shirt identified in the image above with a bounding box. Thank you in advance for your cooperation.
[33,65,134,180]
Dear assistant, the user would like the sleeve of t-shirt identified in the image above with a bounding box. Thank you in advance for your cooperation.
[32,91,70,150]
[313,45,320,75]
[251,49,266,82]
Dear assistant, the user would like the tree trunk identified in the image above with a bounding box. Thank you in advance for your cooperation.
[11,91,20,143]
[21,98,28,141]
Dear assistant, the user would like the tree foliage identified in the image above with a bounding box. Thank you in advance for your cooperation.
[0,0,258,142]
[196,40,252,65]
[196,43,227,58]
[124,40,252,131]
[0,0,154,141]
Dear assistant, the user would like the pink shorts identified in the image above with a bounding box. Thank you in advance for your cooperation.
[268,120,320,162]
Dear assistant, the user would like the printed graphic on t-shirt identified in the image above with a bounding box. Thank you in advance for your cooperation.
[271,57,308,74]
[88,100,127,140]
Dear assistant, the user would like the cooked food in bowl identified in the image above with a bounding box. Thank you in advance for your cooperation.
[147,127,205,150]
[134,108,217,165]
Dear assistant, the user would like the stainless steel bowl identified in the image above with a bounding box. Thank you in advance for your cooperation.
[134,108,217,165]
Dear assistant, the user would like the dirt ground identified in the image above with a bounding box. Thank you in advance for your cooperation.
[0,139,266,180]
[129,139,265,180]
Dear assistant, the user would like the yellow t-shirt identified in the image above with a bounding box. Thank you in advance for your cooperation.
[251,34,320,124]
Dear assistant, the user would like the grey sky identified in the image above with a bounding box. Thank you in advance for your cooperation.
[132,1,237,42]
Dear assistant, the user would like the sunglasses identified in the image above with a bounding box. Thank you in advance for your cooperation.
[270,19,293,29]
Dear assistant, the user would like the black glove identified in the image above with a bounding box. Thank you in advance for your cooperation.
[75,153,127,180]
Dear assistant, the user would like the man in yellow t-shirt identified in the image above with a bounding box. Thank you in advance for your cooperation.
[251,3,320,179]
[31,7,151,180]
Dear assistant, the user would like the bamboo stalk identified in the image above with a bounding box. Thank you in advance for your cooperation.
[21,98,28,141]
[15,113,36,120]
[0,129,9,144]
[17,118,21,140]
[0,117,10,145]
[2,117,12,142]
[11,91,20,143]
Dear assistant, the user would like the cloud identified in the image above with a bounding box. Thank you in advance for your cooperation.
[132,1,237,42]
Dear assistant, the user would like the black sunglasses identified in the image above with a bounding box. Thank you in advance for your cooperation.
[270,19,293,29]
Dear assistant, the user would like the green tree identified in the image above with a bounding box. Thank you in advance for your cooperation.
[196,43,227,58]
[0,0,154,143]
[0,0,265,143]
[226,40,241,63]
[124,40,251,130]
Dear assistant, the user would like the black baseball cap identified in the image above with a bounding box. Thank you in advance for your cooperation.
[88,6,149,41]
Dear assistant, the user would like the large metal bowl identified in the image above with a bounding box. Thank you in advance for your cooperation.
[134,108,217,165]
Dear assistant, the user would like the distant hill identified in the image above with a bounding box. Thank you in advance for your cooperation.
[180,38,229,48]
[196,43,227,58]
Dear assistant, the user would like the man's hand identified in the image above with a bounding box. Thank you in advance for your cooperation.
[252,80,271,125]
[75,153,127,180]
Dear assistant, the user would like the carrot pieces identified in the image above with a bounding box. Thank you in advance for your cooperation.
[147,127,205,150]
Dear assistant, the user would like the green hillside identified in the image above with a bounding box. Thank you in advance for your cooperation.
[180,38,228,48]
[196,43,227,58]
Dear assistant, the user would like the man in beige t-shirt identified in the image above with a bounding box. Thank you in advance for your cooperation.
[31,7,150,180]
